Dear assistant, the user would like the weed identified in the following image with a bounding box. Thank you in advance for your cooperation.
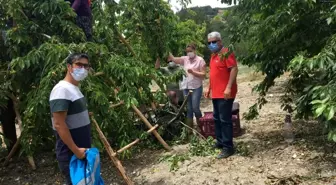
[160,135,218,171]
[159,154,190,172]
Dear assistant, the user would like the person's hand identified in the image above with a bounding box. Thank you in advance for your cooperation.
[155,57,160,69]
[187,69,194,74]
[224,87,232,99]
[74,148,87,159]
[167,53,174,62]
[204,89,210,98]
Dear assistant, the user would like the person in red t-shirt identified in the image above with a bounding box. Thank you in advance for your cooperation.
[204,31,238,159]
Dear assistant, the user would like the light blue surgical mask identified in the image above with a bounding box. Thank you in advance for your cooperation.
[71,67,88,81]
[208,43,220,53]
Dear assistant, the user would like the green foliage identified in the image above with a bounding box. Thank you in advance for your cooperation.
[284,33,336,141]
[176,5,248,61]
[118,0,178,60]
[170,19,206,56]
[159,153,190,171]
[235,141,251,157]
[159,136,217,171]
[188,136,217,157]
[219,0,336,141]
[0,0,208,157]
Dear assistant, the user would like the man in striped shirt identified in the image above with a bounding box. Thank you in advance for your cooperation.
[49,53,91,185]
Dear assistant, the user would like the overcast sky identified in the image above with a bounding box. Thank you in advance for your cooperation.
[113,0,232,12]
[169,0,231,12]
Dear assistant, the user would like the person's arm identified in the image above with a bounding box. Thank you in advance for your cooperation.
[71,0,82,12]
[168,53,184,64]
[50,88,85,159]
[188,59,206,78]
[204,77,211,98]
[226,66,238,89]
[155,58,170,75]
[204,60,211,98]
[224,53,238,98]
[188,66,206,78]
[155,57,160,69]
[53,111,83,157]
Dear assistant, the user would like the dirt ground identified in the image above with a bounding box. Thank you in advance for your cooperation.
[1,66,336,185]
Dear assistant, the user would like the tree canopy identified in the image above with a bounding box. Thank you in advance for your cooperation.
[0,0,205,156]
[221,0,336,141]
[1,0,336,160]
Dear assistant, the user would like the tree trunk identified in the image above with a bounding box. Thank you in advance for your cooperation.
[0,99,18,153]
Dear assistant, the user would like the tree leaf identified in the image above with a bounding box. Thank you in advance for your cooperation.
[327,106,335,120]
[327,17,333,25]
[310,100,322,104]
[315,104,327,117]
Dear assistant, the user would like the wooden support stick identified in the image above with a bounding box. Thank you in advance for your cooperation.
[3,95,36,170]
[3,136,20,166]
[131,105,172,151]
[147,124,159,133]
[91,116,134,185]
[116,139,140,155]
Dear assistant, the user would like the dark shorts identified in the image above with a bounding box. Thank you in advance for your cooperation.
[76,15,93,41]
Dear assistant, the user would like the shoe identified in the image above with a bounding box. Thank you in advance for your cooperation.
[212,144,223,149]
[217,148,234,159]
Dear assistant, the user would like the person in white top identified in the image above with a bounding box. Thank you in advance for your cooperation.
[49,53,91,185]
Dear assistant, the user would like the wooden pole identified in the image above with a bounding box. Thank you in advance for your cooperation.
[90,116,134,185]
[116,139,140,155]
[131,105,172,151]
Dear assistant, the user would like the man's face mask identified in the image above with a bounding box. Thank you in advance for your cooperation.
[208,40,220,53]
[71,67,88,81]
[70,61,89,81]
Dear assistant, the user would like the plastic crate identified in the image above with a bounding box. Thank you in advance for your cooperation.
[198,102,242,138]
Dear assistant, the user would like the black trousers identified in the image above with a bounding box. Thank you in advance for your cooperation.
[76,15,93,41]
[212,98,234,150]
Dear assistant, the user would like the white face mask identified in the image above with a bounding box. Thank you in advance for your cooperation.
[187,52,196,58]
[71,67,88,81]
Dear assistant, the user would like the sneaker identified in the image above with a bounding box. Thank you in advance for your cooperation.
[217,148,234,159]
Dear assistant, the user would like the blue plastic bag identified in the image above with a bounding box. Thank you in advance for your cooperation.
[70,148,104,185]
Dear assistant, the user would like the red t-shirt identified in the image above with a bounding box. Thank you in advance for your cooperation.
[209,48,238,99]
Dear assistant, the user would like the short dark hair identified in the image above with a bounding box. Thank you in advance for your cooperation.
[186,43,197,50]
[66,53,89,64]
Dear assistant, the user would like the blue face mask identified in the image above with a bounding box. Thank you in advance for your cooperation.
[208,43,219,53]
[71,67,88,81]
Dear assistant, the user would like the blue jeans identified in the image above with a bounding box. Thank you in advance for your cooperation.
[183,86,203,119]
[212,98,234,150]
